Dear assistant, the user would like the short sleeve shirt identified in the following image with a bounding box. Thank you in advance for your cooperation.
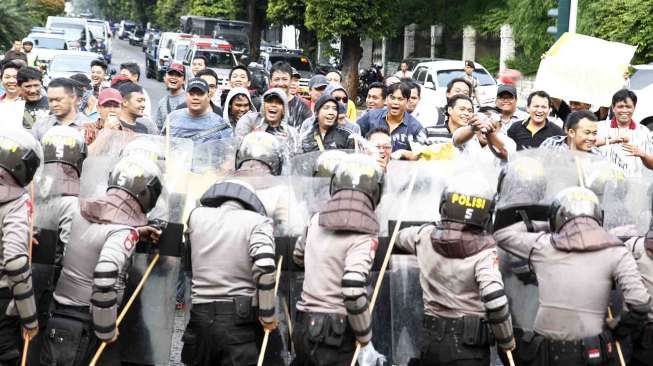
[597,119,653,177]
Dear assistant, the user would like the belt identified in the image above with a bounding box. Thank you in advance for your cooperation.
[193,301,238,315]
[0,287,10,299]
[423,315,465,335]
[54,301,91,314]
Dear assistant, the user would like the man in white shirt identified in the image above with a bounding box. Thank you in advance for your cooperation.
[453,106,516,167]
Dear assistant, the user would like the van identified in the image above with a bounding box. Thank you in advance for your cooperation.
[45,16,92,51]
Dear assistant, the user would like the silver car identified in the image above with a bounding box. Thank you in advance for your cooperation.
[44,51,100,87]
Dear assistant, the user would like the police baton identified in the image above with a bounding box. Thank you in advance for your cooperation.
[21,184,35,366]
[257,256,284,366]
[350,168,418,366]
[89,252,161,366]
[506,349,516,366]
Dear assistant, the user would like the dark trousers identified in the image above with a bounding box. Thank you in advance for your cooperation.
[290,311,356,366]
[0,291,21,366]
[419,316,490,366]
[181,301,263,366]
[631,322,653,366]
[517,332,617,366]
[39,303,120,366]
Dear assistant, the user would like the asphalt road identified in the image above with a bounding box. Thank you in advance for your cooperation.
[110,38,167,113]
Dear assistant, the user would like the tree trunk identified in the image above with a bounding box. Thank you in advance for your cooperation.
[248,0,266,63]
[340,34,362,103]
[298,26,317,63]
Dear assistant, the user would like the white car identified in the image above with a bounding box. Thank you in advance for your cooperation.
[44,51,100,87]
[182,38,238,86]
[630,65,653,128]
[27,29,68,68]
[45,16,92,51]
[155,32,185,81]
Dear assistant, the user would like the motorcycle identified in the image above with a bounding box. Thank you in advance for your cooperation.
[356,63,384,106]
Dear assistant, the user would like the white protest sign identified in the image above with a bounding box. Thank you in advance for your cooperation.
[0,100,26,129]
[534,32,636,107]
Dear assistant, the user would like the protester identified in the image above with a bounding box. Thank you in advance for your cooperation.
[0,61,22,103]
[70,73,99,121]
[357,81,427,156]
[366,82,386,111]
[395,60,413,78]
[83,87,123,145]
[308,74,328,111]
[119,62,152,117]
[269,61,312,128]
[176,68,223,116]
[167,78,232,143]
[90,59,109,97]
[507,90,564,150]
[154,62,186,131]
[222,86,255,128]
[367,128,392,171]
[117,83,158,134]
[323,69,357,120]
[21,38,37,67]
[221,65,259,111]
[33,77,90,140]
[433,77,473,126]
[463,60,479,102]
[17,66,48,129]
[325,70,342,85]
[300,94,354,153]
[540,110,600,153]
[453,105,516,165]
[289,68,302,98]
[495,84,528,132]
[3,40,27,63]
[236,88,298,149]
[190,55,207,77]
[596,89,653,176]
[384,76,400,87]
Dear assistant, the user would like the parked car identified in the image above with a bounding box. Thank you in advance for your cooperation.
[155,32,186,81]
[27,28,68,69]
[118,20,136,40]
[182,37,238,87]
[630,65,653,128]
[44,51,99,87]
[129,28,145,46]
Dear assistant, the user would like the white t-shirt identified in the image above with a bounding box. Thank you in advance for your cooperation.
[597,119,653,177]
[457,133,516,167]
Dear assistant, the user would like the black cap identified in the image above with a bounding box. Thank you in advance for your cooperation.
[187,78,209,93]
[497,84,517,97]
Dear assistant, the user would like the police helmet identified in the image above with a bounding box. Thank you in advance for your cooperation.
[107,156,163,213]
[585,161,625,200]
[314,150,348,178]
[439,173,495,229]
[120,137,165,170]
[549,186,603,233]
[235,132,283,175]
[330,154,384,208]
[497,156,547,205]
[200,179,267,216]
[0,129,42,187]
[41,126,87,175]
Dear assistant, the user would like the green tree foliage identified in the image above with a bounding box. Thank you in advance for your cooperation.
[0,0,32,50]
[267,0,317,59]
[154,0,189,30]
[187,0,241,18]
[578,0,653,64]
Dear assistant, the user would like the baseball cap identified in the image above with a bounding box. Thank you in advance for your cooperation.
[497,84,517,97]
[291,68,301,79]
[309,75,328,90]
[110,74,130,88]
[98,88,123,106]
[167,62,185,76]
[187,78,209,94]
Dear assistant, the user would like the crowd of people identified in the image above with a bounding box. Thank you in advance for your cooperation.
[0,38,653,366]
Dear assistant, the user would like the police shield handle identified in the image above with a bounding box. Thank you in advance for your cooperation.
[607,307,627,366]
[89,253,161,366]
[351,169,419,366]
[256,256,284,366]
[21,183,36,366]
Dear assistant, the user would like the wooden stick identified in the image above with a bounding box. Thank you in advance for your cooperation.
[607,307,626,366]
[351,169,419,366]
[21,183,36,366]
[506,350,516,366]
[256,256,284,366]
[89,253,161,366]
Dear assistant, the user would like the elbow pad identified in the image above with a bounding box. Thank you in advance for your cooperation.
[342,271,372,345]
[257,271,276,324]
[5,255,38,330]
[91,261,118,341]
[481,282,514,350]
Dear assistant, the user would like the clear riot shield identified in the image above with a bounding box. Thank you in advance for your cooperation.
[81,129,194,364]
[377,158,499,363]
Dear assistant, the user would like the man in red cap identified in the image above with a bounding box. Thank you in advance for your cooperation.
[154,62,185,132]
[83,88,123,144]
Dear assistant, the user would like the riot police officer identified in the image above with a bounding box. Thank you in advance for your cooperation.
[40,156,164,365]
[292,154,383,365]
[40,126,87,285]
[0,129,41,364]
[181,179,277,365]
[397,172,516,366]
[494,186,651,366]
[234,131,283,177]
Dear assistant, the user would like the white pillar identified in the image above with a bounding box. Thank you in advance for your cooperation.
[430,24,443,59]
[569,0,578,33]
[381,37,387,77]
[499,24,515,71]
[403,23,416,59]
[462,26,476,61]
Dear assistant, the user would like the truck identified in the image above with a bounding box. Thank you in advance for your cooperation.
[180,16,250,55]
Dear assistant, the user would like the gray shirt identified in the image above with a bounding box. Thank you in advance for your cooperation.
[31,112,91,142]
[154,92,186,131]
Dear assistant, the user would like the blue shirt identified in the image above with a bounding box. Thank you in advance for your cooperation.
[168,109,233,143]
[356,108,427,151]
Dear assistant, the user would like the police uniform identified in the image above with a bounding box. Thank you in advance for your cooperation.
[40,157,163,366]
[292,154,382,366]
[494,187,651,366]
[397,173,515,366]
[0,129,42,364]
[181,181,276,366]
[623,234,653,366]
